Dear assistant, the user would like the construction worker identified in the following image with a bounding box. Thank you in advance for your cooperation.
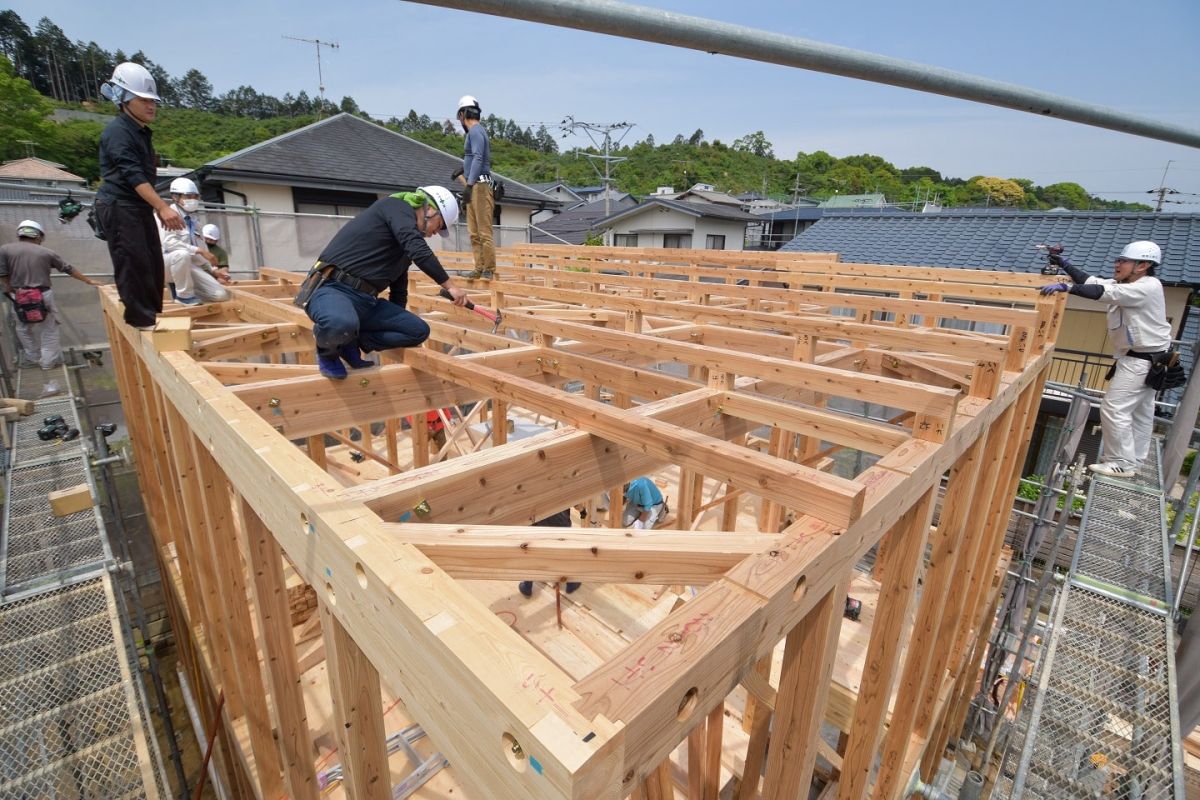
[201,224,230,271]
[96,62,184,329]
[1040,241,1172,478]
[303,186,469,379]
[456,95,496,280]
[518,509,580,598]
[158,178,229,305]
[623,476,666,529]
[0,220,99,395]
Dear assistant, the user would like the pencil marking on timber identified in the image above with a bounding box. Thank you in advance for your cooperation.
[612,611,715,688]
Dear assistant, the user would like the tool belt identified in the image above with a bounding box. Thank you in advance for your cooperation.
[293,263,381,310]
[1105,349,1187,391]
[328,268,382,296]
[10,287,47,323]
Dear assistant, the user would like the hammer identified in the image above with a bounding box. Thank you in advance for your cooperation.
[439,288,502,333]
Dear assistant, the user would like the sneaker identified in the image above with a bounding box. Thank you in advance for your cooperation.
[317,355,347,380]
[40,381,62,398]
[518,581,533,598]
[480,269,495,280]
[175,295,201,306]
[564,582,581,594]
[338,344,374,369]
[467,269,484,280]
[16,356,38,368]
[1089,462,1136,478]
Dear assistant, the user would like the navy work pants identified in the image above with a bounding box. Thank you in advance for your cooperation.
[306,280,431,358]
[96,200,166,327]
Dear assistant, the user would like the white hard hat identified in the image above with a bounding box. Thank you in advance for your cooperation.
[169,177,199,195]
[457,94,480,114]
[16,219,44,238]
[201,223,220,242]
[417,186,459,237]
[101,62,160,104]
[1118,240,1161,265]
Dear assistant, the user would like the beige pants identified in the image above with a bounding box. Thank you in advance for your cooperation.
[466,182,495,273]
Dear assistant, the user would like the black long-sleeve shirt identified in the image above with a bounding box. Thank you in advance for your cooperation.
[317,197,450,305]
[97,112,157,205]
[1060,261,1104,300]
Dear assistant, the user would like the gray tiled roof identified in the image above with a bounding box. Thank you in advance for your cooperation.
[200,113,554,206]
[782,210,1200,286]
[597,197,759,227]
[531,197,636,244]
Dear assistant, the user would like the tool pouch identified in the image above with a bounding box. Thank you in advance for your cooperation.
[1145,349,1187,391]
[13,288,46,323]
[293,263,331,311]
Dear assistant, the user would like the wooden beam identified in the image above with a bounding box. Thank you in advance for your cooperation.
[404,347,866,528]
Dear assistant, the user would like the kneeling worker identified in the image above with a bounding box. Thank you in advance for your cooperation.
[300,186,469,379]
[623,476,666,529]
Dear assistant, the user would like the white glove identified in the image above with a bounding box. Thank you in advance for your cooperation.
[632,519,645,530]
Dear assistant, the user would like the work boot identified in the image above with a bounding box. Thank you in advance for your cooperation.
[467,269,484,280]
[338,344,374,369]
[480,269,495,281]
[518,581,533,598]
[565,582,581,594]
[317,354,347,380]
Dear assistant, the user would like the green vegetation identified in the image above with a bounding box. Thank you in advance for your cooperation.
[1017,474,1085,514]
[0,9,1153,212]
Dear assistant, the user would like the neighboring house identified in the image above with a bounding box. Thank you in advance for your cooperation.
[572,185,634,206]
[819,193,887,209]
[0,157,87,189]
[748,206,826,250]
[595,197,759,250]
[782,209,1200,472]
[187,113,558,268]
[660,184,745,208]
[530,197,636,245]
[529,181,585,223]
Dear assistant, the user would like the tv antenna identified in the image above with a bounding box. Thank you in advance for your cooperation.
[283,35,340,117]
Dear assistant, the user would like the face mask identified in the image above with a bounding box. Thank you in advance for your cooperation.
[180,199,201,213]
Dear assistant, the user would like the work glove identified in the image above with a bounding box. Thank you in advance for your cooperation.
[1039,282,1069,296]
[450,167,464,183]
[462,183,473,205]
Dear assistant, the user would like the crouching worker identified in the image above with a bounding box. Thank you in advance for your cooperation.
[298,186,469,379]
[623,476,667,529]
[158,177,228,305]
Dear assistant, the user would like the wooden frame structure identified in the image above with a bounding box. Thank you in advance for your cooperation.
[104,244,1064,799]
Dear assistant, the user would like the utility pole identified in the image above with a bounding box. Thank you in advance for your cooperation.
[1152,159,1175,212]
[283,35,340,118]
[560,117,634,217]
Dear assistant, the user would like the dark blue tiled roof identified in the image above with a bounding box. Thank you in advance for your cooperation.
[782,210,1200,286]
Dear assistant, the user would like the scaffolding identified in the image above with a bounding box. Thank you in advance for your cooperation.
[997,444,1186,798]
[0,366,167,799]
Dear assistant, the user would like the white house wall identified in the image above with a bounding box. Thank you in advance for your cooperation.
[607,206,747,250]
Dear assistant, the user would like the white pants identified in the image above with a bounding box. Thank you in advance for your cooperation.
[164,250,229,302]
[14,288,61,369]
[1100,356,1154,469]
[623,500,665,528]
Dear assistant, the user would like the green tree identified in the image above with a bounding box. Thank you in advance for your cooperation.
[973,176,1026,206]
[1041,181,1091,210]
[178,68,214,110]
[0,55,54,162]
[732,130,774,158]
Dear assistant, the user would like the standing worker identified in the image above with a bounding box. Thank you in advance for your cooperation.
[95,62,184,329]
[456,95,495,280]
[298,186,469,379]
[0,220,100,395]
[1040,241,1172,478]
[158,178,229,305]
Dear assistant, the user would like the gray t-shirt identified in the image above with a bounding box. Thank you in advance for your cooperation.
[0,240,75,288]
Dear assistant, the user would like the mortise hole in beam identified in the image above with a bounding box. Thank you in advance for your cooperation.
[501,732,528,773]
[300,511,311,535]
[325,582,336,606]
[677,687,699,721]
[793,575,808,601]
[355,562,368,589]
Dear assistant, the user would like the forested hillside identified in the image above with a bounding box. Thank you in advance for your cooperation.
[0,9,1150,212]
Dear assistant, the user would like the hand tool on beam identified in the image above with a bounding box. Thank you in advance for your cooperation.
[439,287,502,333]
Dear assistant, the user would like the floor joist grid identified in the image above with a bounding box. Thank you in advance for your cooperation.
[102,245,1064,800]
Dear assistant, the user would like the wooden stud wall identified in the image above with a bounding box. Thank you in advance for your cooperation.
[103,244,1063,800]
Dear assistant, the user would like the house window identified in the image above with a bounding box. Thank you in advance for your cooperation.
[705,234,726,250]
[662,233,692,249]
[613,233,639,247]
[293,187,376,259]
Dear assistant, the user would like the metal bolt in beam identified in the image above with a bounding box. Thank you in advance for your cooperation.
[404,0,1200,149]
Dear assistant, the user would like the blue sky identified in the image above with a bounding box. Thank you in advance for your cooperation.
[13,0,1200,209]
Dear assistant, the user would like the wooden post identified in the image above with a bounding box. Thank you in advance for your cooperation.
[319,603,391,800]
